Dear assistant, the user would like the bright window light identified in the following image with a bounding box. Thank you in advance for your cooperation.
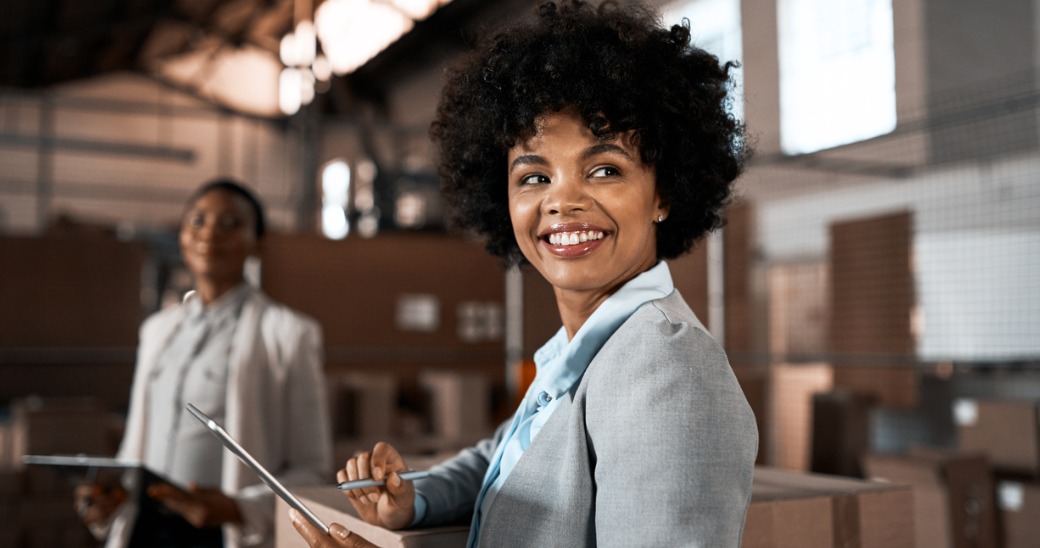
[316,0,417,75]
[322,205,349,239]
[321,160,351,239]
[390,0,440,20]
[778,0,896,154]
[279,67,302,115]
[662,0,744,120]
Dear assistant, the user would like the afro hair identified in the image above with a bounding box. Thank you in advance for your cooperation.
[431,0,751,265]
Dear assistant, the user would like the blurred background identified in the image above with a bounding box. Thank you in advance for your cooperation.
[0,0,1038,546]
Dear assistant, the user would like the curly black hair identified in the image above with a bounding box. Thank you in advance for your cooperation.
[430,0,750,265]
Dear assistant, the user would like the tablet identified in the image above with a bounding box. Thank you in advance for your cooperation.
[22,454,215,547]
[185,403,331,535]
[21,454,186,493]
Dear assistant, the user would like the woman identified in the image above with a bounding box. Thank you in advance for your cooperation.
[292,1,757,546]
[79,179,332,548]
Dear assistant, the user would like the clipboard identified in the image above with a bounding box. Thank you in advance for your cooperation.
[22,454,220,547]
[21,454,186,488]
[185,403,331,536]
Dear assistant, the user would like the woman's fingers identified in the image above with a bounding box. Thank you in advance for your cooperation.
[289,510,377,548]
[371,441,404,474]
[337,468,361,503]
[337,442,416,529]
[328,523,379,548]
[353,451,381,504]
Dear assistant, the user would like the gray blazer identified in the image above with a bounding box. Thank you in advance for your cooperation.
[414,290,758,547]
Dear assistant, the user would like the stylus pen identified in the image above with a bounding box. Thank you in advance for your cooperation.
[337,470,431,491]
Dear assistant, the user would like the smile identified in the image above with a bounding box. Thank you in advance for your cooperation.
[546,230,606,246]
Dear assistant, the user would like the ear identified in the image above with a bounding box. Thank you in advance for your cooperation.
[654,193,670,222]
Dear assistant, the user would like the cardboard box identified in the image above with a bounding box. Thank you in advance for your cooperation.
[275,486,469,548]
[743,480,834,548]
[996,480,1040,548]
[954,398,1040,477]
[329,372,399,441]
[771,363,832,471]
[743,467,914,548]
[419,371,491,446]
[810,390,876,477]
[863,450,998,548]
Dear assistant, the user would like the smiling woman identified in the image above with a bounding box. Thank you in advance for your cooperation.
[291,1,758,547]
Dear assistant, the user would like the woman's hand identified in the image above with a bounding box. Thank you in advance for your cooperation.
[290,509,377,548]
[74,482,128,525]
[147,482,243,529]
[341,441,416,530]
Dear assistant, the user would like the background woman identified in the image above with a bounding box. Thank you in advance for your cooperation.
[79,179,332,548]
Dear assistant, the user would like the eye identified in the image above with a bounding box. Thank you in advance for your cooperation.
[188,212,206,227]
[590,166,620,178]
[519,173,550,185]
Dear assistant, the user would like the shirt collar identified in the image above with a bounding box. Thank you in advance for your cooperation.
[183,283,252,322]
[528,261,675,403]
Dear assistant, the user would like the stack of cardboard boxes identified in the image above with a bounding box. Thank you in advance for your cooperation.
[863,448,998,548]
[742,467,914,548]
[860,396,1040,548]
[954,398,1040,548]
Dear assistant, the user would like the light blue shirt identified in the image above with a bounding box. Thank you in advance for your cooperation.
[461,261,675,547]
[144,284,249,487]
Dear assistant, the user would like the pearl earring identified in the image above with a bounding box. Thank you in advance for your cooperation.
[656,214,664,223]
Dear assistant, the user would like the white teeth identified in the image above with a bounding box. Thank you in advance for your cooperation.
[548,230,605,246]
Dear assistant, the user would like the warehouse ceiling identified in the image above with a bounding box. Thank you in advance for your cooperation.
[0,0,515,116]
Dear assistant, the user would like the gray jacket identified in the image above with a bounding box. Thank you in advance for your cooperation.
[414,290,758,547]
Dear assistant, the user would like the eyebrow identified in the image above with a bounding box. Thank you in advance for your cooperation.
[508,143,634,173]
[581,143,633,161]
[509,154,547,173]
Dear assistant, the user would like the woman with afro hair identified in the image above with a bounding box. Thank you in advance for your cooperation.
[292,1,758,546]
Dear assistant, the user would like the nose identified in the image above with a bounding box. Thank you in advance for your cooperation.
[543,173,589,215]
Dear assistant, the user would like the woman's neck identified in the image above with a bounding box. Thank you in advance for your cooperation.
[554,288,614,340]
[194,277,244,305]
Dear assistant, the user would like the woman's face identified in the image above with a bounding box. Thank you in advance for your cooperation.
[507,110,666,298]
[179,189,258,285]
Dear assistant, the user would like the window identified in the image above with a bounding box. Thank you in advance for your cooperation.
[662,0,744,120]
[778,0,896,154]
[321,159,351,239]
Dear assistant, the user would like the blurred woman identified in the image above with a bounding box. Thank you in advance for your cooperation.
[79,179,332,548]
[293,1,757,546]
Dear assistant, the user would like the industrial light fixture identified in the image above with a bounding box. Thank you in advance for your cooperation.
[278,0,453,115]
